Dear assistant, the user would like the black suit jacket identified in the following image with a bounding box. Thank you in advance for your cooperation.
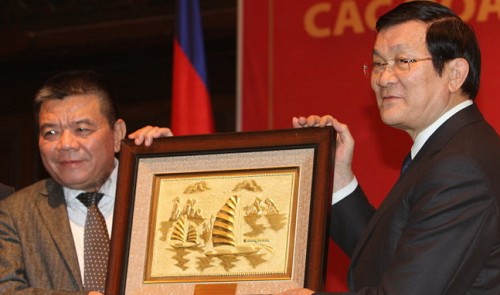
[0,183,15,200]
[319,104,500,295]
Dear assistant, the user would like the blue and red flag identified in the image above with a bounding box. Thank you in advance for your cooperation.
[171,0,215,135]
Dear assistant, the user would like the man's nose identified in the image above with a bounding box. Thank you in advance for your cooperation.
[375,65,398,87]
[57,130,79,150]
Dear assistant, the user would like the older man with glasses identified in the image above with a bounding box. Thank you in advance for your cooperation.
[281,1,500,295]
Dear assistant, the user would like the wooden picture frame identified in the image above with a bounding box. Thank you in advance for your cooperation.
[107,127,335,294]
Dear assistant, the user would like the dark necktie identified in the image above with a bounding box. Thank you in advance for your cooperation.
[77,192,109,293]
[401,153,412,175]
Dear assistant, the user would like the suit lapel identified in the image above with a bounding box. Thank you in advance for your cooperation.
[35,179,84,288]
[349,104,484,274]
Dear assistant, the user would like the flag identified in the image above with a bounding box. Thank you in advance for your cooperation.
[171,0,215,135]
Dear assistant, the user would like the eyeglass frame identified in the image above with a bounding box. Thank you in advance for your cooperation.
[362,57,433,77]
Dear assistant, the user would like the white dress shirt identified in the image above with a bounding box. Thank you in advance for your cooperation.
[332,100,473,205]
[63,158,118,277]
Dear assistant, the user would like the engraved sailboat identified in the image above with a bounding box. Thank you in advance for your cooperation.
[205,195,259,256]
[170,214,198,248]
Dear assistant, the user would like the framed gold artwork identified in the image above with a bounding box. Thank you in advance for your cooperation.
[107,127,335,294]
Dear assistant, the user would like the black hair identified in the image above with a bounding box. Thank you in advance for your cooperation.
[377,1,481,99]
[34,70,119,126]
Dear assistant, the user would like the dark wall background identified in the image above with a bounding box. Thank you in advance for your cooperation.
[0,0,237,189]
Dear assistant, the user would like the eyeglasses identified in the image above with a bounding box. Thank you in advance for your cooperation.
[362,57,433,77]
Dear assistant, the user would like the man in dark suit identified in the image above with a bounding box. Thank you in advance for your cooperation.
[0,183,14,200]
[0,70,172,294]
[280,1,500,295]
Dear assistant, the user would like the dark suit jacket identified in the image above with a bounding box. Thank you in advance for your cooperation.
[0,183,15,200]
[319,105,500,295]
[0,179,87,294]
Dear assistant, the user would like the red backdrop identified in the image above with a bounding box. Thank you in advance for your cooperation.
[237,0,500,291]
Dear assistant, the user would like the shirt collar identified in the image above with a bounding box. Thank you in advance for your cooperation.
[63,158,119,203]
[411,100,473,159]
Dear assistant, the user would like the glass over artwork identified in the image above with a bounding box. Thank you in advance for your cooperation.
[144,167,300,283]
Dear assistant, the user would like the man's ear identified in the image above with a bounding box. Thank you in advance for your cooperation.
[113,119,127,153]
[448,58,469,94]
